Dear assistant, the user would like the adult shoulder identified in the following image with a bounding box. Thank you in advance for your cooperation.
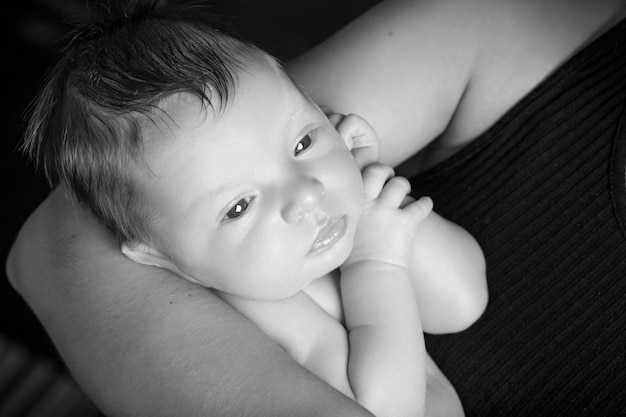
[441,0,626,147]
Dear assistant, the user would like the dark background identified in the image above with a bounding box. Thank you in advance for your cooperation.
[0,0,379,412]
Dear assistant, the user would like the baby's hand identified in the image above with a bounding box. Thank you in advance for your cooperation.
[322,107,379,170]
[345,164,433,270]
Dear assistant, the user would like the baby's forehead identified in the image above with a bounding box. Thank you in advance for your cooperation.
[142,58,312,142]
[151,56,293,117]
[140,86,223,141]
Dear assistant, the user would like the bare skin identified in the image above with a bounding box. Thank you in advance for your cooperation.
[7,0,626,415]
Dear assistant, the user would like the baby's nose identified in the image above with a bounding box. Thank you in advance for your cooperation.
[281,178,324,223]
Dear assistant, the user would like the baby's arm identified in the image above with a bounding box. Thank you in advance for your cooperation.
[332,113,487,334]
[340,164,433,417]
[410,211,487,333]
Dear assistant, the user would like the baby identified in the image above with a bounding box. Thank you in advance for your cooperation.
[22,2,487,416]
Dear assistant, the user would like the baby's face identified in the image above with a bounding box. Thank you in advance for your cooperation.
[135,58,363,301]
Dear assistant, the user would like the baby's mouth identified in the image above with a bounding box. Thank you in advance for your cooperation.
[310,215,347,253]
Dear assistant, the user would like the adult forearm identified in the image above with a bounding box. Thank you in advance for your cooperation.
[6,189,373,417]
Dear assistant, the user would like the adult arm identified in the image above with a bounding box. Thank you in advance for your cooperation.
[6,189,374,417]
[288,0,626,167]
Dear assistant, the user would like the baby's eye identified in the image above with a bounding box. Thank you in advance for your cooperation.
[224,197,254,220]
[294,134,313,156]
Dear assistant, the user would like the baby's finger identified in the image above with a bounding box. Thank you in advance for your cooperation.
[378,176,412,207]
[362,164,395,201]
[404,196,434,223]
[400,195,416,208]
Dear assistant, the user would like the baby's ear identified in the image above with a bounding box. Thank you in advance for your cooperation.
[121,241,205,287]
[121,241,173,269]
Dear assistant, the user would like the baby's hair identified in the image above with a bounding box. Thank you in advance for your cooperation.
[22,0,265,244]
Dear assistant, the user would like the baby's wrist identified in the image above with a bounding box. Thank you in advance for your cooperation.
[343,242,413,271]
[340,258,410,277]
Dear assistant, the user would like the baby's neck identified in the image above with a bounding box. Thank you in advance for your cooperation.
[301,270,344,323]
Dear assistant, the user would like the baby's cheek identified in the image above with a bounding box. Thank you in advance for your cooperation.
[240,228,299,277]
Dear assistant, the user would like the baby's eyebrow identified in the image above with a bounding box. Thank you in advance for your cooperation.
[286,98,309,125]
[289,77,314,102]
[185,181,231,219]
[271,59,314,103]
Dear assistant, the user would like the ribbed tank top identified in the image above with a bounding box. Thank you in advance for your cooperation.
[410,18,626,416]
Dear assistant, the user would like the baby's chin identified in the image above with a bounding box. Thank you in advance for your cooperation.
[307,248,352,282]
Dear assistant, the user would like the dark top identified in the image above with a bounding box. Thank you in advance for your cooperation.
[411,18,626,416]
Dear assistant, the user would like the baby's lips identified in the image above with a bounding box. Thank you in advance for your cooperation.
[310,215,347,253]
